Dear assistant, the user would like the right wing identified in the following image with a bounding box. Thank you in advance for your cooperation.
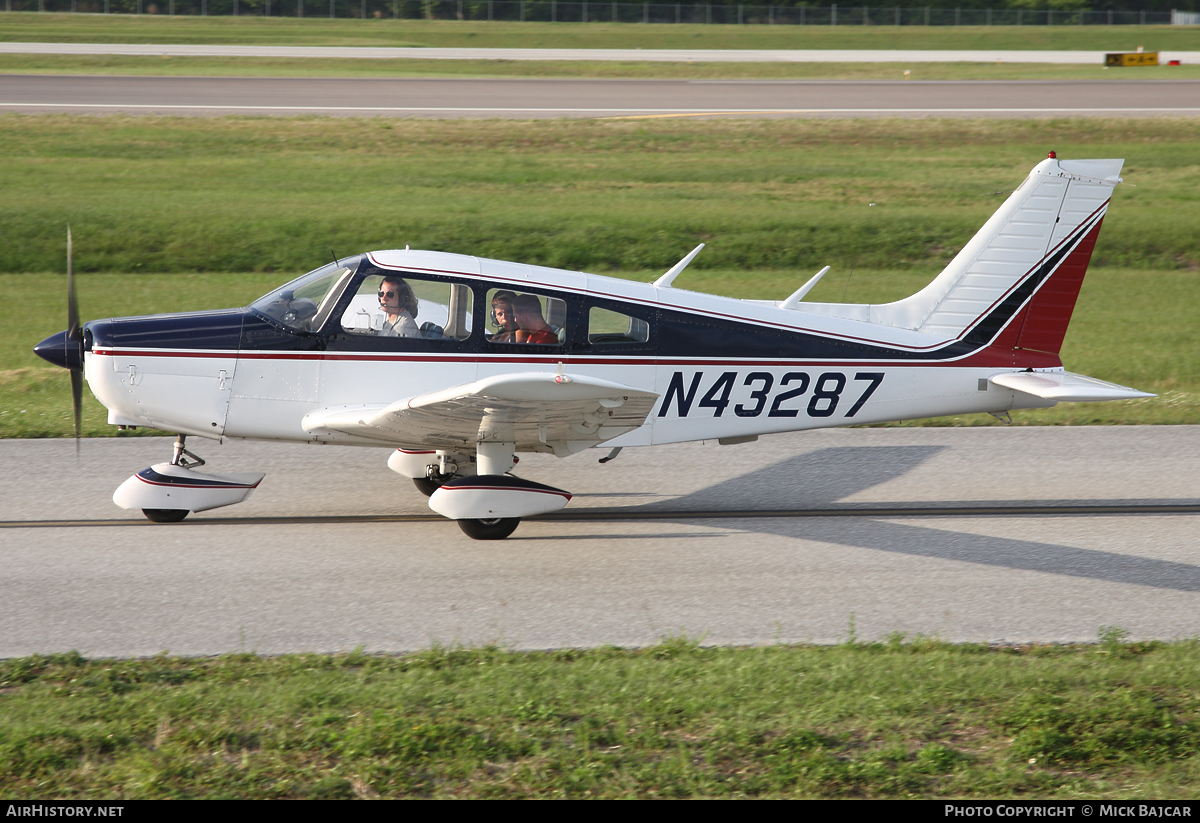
[303,371,659,456]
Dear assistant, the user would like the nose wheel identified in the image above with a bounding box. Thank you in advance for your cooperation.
[118,435,261,524]
[137,435,204,523]
[457,517,520,541]
[142,508,189,523]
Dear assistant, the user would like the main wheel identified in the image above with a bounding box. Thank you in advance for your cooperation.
[457,517,520,540]
[142,508,189,523]
[412,476,447,497]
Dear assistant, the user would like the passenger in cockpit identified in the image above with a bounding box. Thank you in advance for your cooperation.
[378,276,420,338]
[512,293,558,344]
[490,290,519,342]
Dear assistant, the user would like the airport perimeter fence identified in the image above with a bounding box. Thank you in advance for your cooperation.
[2,0,1188,25]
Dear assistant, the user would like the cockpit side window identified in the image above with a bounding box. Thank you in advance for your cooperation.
[250,257,360,333]
[339,273,473,341]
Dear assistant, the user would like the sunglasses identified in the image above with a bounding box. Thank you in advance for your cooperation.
[378,290,399,299]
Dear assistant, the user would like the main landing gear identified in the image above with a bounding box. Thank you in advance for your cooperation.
[423,441,572,541]
[412,461,465,498]
[140,435,204,523]
[412,476,444,497]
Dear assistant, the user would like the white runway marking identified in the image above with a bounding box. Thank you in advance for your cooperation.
[4,42,1200,64]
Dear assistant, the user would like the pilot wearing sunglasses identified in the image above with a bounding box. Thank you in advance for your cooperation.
[377,276,420,338]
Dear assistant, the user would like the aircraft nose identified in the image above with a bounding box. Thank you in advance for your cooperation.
[34,330,82,371]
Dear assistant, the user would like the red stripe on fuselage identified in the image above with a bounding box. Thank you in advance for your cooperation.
[90,349,1057,369]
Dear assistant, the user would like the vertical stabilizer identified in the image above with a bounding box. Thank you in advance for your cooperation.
[800,157,1122,348]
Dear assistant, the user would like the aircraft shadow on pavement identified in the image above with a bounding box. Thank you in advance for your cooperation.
[730,515,1200,595]
[625,445,950,513]
[645,446,1200,595]
[517,532,731,542]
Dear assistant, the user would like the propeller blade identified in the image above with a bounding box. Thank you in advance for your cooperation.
[67,226,79,340]
[67,226,82,459]
[71,368,83,457]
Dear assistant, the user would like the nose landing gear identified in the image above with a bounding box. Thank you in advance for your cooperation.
[142,508,190,523]
[112,435,265,523]
[457,517,521,541]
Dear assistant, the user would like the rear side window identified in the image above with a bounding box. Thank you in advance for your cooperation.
[589,306,650,345]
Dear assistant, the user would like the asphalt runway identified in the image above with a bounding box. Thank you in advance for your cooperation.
[2,426,1197,657]
[4,75,1200,118]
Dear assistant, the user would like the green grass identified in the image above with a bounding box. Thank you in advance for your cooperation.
[2,637,1199,799]
[3,116,1196,435]
[4,116,1200,276]
[8,53,1200,79]
[4,13,1200,51]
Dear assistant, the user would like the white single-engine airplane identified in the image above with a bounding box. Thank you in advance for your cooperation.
[35,154,1153,539]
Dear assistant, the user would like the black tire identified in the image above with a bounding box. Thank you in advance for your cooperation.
[412,477,443,497]
[457,517,520,540]
[142,508,189,523]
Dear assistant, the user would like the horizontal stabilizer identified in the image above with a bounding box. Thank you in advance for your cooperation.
[990,371,1154,403]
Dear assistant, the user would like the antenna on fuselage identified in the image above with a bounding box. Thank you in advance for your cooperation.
[331,251,340,267]
[840,263,856,303]
[778,266,831,310]
[653,244,705,289]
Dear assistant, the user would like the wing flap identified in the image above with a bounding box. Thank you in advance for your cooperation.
[990,371,1155,403]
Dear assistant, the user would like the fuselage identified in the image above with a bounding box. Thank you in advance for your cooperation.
[79,248,1057,452]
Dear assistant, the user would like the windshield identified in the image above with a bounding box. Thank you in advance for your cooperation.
[250,256,362,332]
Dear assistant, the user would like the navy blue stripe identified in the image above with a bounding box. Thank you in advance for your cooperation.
[137,468,256,489]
